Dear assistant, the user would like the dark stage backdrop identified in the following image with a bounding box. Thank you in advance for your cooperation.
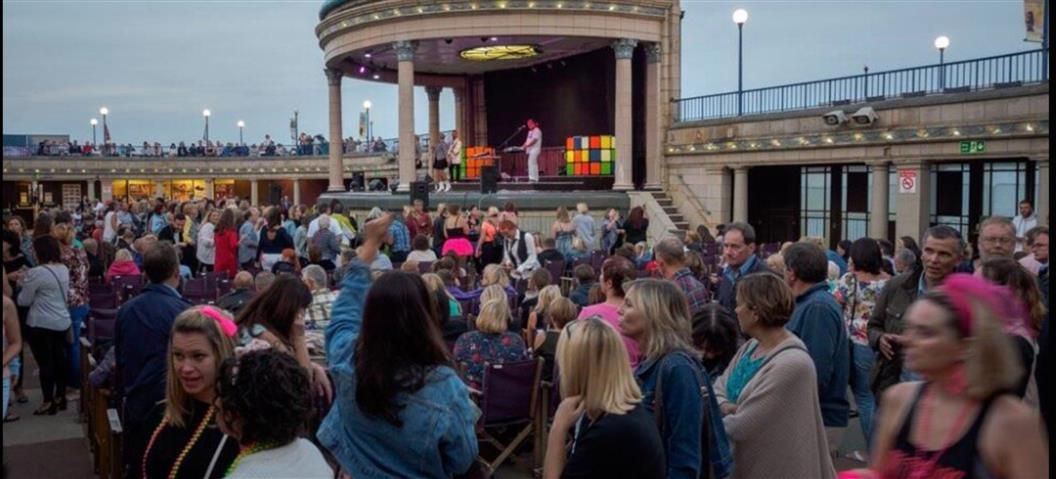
[484,47,616,149]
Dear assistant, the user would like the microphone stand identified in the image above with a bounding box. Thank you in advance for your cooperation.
[497,125,525,151]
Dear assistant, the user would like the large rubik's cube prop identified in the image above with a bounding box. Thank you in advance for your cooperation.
[565,135,615,176]
[461,146,496,179]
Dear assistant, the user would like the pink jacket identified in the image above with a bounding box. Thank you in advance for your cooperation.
[105,260,141,284]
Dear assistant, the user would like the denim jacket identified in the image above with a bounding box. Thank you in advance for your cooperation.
[318,262,479,478]
[636,350,734,479]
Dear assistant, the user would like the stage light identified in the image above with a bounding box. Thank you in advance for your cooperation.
[359,65,367,74]
[373,73,380,80]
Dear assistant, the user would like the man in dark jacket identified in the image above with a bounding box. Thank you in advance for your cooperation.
[115,241,191,474]
[783,241,850,451]
[867,225,963,400]
[216,271,255,315]
[716,222,770,313]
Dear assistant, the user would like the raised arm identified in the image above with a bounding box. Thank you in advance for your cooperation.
[325,215,391,367]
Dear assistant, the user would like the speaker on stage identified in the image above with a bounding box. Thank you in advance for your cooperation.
[410,181,430,208]
[269,184,282,205]
[350,172,365,192]
[481,166,499,194]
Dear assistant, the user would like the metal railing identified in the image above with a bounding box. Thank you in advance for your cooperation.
[675,48,1049,123]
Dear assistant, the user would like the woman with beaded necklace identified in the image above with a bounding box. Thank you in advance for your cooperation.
[140,306,239,479]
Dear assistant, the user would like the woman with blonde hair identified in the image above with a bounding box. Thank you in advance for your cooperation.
[141,306,240,478]
[864,274,1047,479]
[714,273,834,479]
[551,206,577,259]
[543,317,665,479]
[453,298,527,389]
[526,284,562,340]
[106,248,141,283]
[620,279,731,479]
[533,296,576,381]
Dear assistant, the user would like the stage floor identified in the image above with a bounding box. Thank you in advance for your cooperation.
[322,184,629,212]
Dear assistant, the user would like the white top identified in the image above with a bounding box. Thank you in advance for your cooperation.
[525,127,542,155]
[103,211,117,243]
[306,215,345,240]
[226,438,332,479]
[197,222,216,265]
[1012,214,1038,252]
[407,250,438,263]
[447,138,463,165]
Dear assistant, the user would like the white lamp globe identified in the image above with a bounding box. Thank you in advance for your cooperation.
[732,9,749,25]
[934,36,950,50]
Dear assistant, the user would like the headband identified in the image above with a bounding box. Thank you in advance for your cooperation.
[936,273,1030,338]
[200,305,238,338]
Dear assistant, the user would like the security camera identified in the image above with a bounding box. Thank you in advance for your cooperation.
[851,107,879,126]
[822,110,848,126]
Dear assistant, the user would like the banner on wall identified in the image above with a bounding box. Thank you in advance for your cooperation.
[1024,0,1045,42]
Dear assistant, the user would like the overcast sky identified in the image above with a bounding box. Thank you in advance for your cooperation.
[1,0,1038,145]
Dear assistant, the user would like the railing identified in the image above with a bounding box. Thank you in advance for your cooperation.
[675,48,1049,123]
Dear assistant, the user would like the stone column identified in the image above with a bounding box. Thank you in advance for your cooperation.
[395,40,418,192]
[250,178,259,206]
[426,86,442,154]
[293,179,302,205]
[86,179,96,202]
[612,38,637,191]
[453,88,465,140]
[733,166,749,223]
[205,178,215,200]
[704,166,733,225]
[1038,157,1050,226]
[326,68,345,192]
[894,161,930,242]
[869,161,890,239]
[644,42,662,190]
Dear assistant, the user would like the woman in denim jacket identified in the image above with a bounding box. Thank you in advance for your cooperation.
[318,214,479,478]
[621,279,733,479]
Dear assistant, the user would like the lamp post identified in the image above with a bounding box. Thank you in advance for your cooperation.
[203,109,211,142]
[363,100,372,139]
[99,107,109,154]
[934,35,950,90]
[90,118,98,146]
[237,120,245,145]
[733,9,748,116]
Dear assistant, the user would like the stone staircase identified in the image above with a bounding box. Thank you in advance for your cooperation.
[651,191,690,238]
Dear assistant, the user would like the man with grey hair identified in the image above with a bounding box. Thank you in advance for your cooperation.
[976,216,1016,265]
[302,264,337,330]
[653,236,710,315]
[253,271,276,294]
[572,202,596,250]
[893,248,917,275]
[217,271,255,314]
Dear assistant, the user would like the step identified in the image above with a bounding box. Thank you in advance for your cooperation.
[651,192,670,200]
[673,222,690,230]
[668,215,686,223]
[656,199,674,207]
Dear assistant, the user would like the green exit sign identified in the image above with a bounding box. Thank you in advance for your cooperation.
[959,140,985,154]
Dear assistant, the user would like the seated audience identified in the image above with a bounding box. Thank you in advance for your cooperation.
[453,298,528,390]
[533,297,577,382]
[105,249,141,283]
[569,264,596,308]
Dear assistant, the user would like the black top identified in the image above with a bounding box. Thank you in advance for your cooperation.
[445,227,467,240]
[622,220,649,245]
[216,289,254,315]
[561,402,666,479]
[886,383,999,479]
[86,253,105,279]
[142,400,238,479]
[538,249,565,266]
[258,227,294,256]
[538,330,561,382]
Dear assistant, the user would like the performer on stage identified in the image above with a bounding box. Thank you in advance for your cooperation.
[521,119,542,183]
[447,130,462,184]
[432,133,450,192]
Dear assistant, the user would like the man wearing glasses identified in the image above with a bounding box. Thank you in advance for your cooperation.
[975,216,1017,270]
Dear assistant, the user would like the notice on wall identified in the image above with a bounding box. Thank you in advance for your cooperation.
[899,169,918,194]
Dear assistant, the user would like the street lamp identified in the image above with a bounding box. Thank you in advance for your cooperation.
[90,118,98,146]
[363,100,373,139]
[733,9,748,116]
[237,120,245,145]
[203,109,211,142]
[934,36,950,90]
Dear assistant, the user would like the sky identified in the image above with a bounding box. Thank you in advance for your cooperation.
[1,0,1040,145]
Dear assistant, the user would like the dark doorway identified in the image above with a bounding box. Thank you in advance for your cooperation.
[748,166,799,244]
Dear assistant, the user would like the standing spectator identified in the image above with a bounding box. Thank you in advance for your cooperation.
[115,242,191,472]
[622,206,649,246]
[690,303,740,379]
[543,316,666,479]
[238,208,262,270]
[257,207,294,272]
[453,298,528,389]
[216,349,332,478]
[832,238,890,454]
[330,202,357,242]
[602,208,622,254]
[318,215,478,478]
[572,202,596,251]
[579,257,640,367]
[140,306,239,479]
[431,203,448,256]
[196,209,220,273]
[3,274,23,422]
[620,279,731,479]
[7,216,36,266]
[551,207,577,259]
[311,216,342,264]
[52,215,89,388]
[1019,226,1049,275]
[17,236,71,416]
[868,225,964,398]
[867,275,1047,479]
[653,237,710,315]
[441,204,474,260]
[82,238,104,279]
[302,265,337,331]
[977,256,1045,400]
[213,208,239,278]
[893,247,917,275]
[782,242,850,451]
[1012,199,1038,253]
[386,213,412,264]
[716,222,770,314]
[714,273,836,479]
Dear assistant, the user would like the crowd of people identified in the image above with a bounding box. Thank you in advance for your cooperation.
[1,192,1050,478]
[25,133,394,159]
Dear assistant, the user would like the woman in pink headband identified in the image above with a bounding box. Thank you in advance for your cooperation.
[843,274,1048,479]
